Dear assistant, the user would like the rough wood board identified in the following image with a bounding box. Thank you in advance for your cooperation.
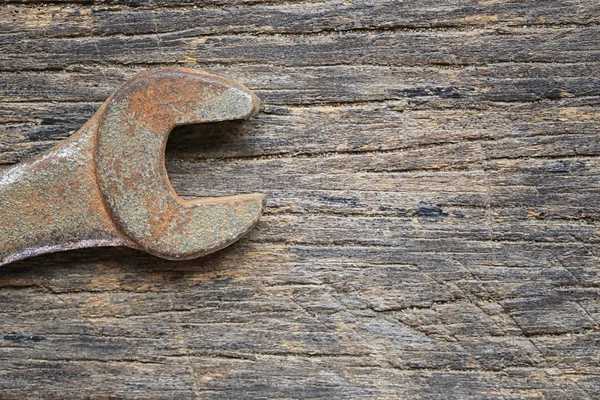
[1,1,599,398]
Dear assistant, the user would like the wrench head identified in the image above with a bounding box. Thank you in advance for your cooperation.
[96,68,265,260]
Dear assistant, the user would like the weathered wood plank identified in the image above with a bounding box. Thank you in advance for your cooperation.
[2,63,599,104]
[2,27,600,71]
[2,0,599,40]
[1,0,600,399]
[3,99,600,160]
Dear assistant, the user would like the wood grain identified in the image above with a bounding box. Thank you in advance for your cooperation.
[1,1,599,398]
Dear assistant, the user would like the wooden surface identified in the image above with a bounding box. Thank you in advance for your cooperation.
[1,1,600,398]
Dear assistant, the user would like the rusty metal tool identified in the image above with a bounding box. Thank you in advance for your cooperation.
[0,68,266,266]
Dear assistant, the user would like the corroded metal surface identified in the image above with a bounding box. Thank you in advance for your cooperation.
[0,68,265,266]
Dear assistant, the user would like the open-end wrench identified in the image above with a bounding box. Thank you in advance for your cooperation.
[0,68,266,266]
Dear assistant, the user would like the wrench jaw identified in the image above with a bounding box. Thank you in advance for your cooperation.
[96,68,266,261]
[142,193,267,261]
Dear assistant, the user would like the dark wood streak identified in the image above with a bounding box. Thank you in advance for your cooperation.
[1,1,599,399]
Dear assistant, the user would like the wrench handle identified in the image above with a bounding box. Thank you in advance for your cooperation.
[0,126,125,266]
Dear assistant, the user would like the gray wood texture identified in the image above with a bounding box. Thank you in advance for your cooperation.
[1,1,599,398]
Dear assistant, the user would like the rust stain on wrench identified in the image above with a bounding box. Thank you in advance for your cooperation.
[0,67,265,266]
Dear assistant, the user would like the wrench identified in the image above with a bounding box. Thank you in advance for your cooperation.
[0,68,266,266]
